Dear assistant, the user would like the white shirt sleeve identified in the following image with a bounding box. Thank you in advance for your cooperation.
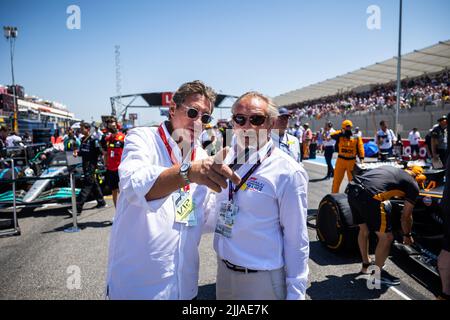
[390,129,397,143]
[201,190,225,234]
[118,128,170,212]
[279,169,310,300]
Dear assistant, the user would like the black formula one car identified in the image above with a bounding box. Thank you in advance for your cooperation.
[315,161,445,276]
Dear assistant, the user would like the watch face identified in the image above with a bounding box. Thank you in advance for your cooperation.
[180,162,190,172]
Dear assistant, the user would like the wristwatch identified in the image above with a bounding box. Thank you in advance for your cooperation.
[179,162,191,185]
[403,232,412,238]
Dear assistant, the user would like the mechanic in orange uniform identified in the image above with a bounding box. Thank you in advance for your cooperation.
[331,120,364,193]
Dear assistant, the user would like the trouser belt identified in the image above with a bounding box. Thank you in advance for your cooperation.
[222,260,258,273]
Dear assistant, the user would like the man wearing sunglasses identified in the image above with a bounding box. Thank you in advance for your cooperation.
[212,92,309,300]
[271,107,301,162]
[106,80,240,300]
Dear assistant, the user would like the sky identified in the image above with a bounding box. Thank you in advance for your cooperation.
[1,0,449,125]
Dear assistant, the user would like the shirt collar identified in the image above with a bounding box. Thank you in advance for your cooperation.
[226,136,274,173]
[160,121,198,163]
[271,131,289,143]
[161,121,183,163]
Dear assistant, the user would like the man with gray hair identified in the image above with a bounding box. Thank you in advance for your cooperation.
[107,80,240,299]
[211,91,310,300]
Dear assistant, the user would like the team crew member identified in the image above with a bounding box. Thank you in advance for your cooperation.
[74,122,106,214]
[438,115,450,300]
[322,121,335,179]
[106,81,240,300]
[346,165,426,285]
[212,92,309,300]
[0,126,7,159]
[64,128,80,152]
[102,117,125,207]
[376,120,396,157]
[302,123,312,160]
[408,128,421,159]
[330,120,364,193]
[431,115,448,167]
[5,130,22,147]
[354,127,362,138]
[271,107,301,162]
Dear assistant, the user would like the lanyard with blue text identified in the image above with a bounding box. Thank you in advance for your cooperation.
[228,147,273,201]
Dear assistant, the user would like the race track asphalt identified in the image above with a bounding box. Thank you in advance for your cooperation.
[0,159,441,300]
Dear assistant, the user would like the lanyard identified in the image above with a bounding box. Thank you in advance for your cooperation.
[158,124,196,192]
[228,147,273,201]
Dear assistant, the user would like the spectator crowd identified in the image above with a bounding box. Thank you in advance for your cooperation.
[289,70,450,121]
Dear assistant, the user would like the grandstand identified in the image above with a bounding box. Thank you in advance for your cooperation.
[274,40,450,136]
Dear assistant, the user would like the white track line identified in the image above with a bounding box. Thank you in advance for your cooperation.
[389,286,412,300]
[302,156,328,167]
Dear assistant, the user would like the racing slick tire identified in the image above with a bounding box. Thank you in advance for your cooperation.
[316,193,359,253]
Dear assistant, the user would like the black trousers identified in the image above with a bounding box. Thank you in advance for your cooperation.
[438,148,448,167]
[410,144,420,156]
[300,143,304,162]
[77,164,104,212]
[324,146,334,177]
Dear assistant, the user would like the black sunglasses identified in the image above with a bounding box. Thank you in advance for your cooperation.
[184,106,213,124]
[232,114,268,126]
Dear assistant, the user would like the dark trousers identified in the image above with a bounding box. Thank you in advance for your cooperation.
[300,143,304,162]
[437,149,448,167]
[77,164,104,212]
[410,144,420,157]
[324,146,334,177]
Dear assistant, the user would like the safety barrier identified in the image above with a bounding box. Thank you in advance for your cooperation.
[0,159,20,237]
[0,161,82,236]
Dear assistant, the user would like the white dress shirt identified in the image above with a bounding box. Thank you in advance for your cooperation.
[6,134,22,147]
[271,132,301,162]
[376,129,396,149]
[212,139,310,300]
[408,131,420,145]
[322,128,336,147]
[106,123,210,300]
[295,127,304,143]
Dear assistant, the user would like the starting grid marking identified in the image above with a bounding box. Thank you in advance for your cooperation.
[303,155,337,168]
[389,286,412,300]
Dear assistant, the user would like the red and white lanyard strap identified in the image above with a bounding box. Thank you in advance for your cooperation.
[158,124,196,192]
[228,147,273,201]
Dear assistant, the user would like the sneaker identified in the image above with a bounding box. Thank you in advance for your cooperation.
[96,201,107,209]
[67,207,82,215]
[375,270,401,286]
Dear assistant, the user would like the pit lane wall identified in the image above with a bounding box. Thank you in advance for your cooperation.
[306,103,450,138]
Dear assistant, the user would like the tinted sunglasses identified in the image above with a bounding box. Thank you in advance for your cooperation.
[184,106,213,124]
[232,114,268,126]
